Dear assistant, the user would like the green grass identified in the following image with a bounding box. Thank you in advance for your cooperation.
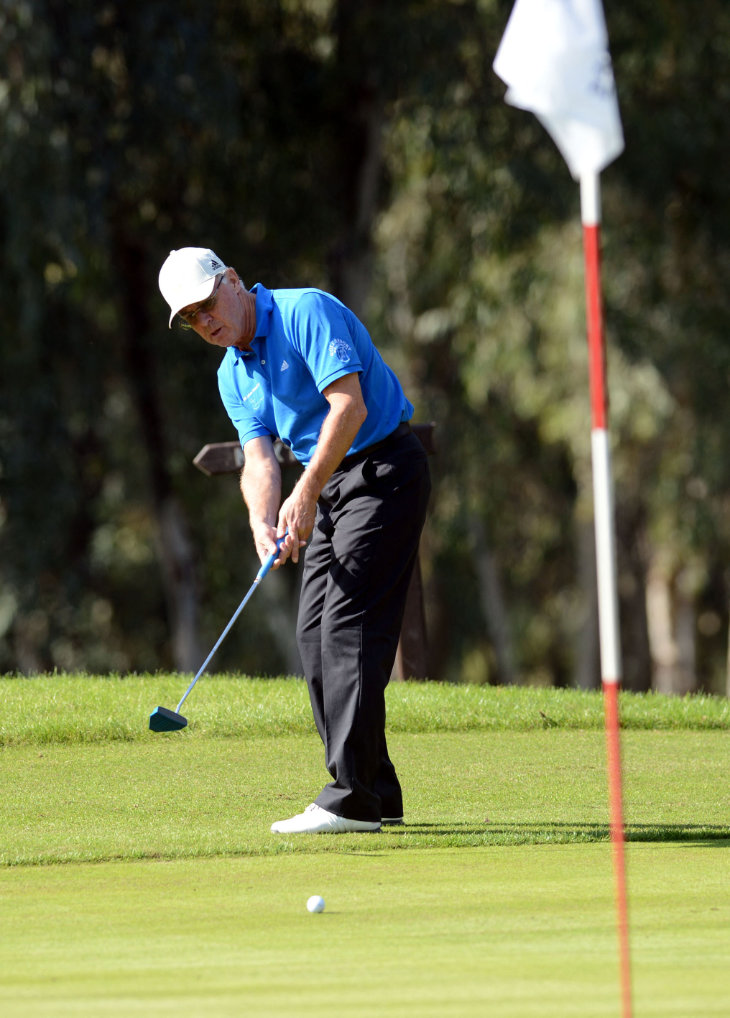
[0,673,728,746]
[1,730,728,865]
[0,675,728,1016]
[3,845,728,1018]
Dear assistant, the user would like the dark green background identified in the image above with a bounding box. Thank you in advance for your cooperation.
[2,1,728,692]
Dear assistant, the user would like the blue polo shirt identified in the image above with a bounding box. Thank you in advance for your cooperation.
[217,285,413,466]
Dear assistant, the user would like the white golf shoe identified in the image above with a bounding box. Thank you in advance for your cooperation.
[270,804,381,834]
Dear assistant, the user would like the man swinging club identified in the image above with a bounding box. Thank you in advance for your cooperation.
[159,247,431,833]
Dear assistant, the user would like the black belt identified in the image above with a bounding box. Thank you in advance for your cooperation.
[338,421,412,470]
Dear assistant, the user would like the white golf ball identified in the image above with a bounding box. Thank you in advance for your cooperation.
[306,895,325,913]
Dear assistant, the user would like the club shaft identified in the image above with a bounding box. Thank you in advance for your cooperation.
[175,579,261,712]
[174,536,285,714]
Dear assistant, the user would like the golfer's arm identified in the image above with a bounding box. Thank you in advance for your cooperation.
[240,437,282,549]
[298,373,367,500]
[273,373,366,563]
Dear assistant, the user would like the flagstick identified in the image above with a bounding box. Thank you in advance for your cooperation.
[581,172,633,1018]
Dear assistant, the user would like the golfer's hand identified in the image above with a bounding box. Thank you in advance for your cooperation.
[277,489,316,565]
[250,522,284,569]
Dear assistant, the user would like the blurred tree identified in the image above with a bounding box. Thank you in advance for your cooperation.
[605,0,730,693]
[0,0,321,673]
[371,0,730,692]
[0,0,480,676]
[1,0,730,695]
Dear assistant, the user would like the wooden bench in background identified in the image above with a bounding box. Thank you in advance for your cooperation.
[193,423,435,680]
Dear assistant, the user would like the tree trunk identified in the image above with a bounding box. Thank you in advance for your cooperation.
[113,227,203,672]
[469,515,515,685]
[574,516,601,690]
[615,499,652,692]
[328,2,386,316]
[256,570,303,676]
[155,497,203,672]
[646,561,697,695]
[393,558,431,680]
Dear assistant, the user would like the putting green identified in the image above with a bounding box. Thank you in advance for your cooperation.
[1,681,728,1015]
[2,731,728,865]
[1,844,728,1017]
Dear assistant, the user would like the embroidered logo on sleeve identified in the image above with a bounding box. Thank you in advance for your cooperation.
[329,338,352,362]
[243,382,264,412]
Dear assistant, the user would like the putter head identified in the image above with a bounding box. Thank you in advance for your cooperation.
[149,706,188,732]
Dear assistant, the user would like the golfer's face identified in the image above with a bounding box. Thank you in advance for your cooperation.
[180,274,243,348]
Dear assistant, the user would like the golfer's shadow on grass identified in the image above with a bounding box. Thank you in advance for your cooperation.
[399,822,730,846]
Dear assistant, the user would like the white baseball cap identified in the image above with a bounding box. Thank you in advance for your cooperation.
[158,247,228,327]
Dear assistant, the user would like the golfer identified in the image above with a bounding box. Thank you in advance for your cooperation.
[159,248,431,834]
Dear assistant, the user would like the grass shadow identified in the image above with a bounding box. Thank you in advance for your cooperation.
[389,822,730,846]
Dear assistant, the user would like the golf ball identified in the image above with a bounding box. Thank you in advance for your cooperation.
[306,895,325,913]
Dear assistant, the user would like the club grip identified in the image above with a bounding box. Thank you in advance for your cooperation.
[255,531,288,582]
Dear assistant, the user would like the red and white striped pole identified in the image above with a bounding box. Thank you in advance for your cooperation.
[581,172,633,1018]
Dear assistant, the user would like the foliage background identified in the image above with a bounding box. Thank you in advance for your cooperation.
[2,0,729,693]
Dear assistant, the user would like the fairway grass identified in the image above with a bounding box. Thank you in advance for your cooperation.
[1,676,728,1016]
[1,730,728,865]
[2,846,728,1018]
[1,674,728,747]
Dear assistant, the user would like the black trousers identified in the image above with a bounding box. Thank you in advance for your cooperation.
[295,428,431,822]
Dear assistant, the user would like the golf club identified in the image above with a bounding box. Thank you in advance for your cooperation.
[149,533,287,732]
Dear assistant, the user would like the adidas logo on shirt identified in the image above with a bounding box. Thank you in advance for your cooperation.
[280,360,289,371]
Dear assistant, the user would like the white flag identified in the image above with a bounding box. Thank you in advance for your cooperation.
[493,0,624,178]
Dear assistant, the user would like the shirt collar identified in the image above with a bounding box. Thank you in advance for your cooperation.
[252,283,273,338]
[231,283,270,360]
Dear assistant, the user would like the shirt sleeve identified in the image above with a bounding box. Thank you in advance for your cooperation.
[289,292,364,393]
[217,359,271,448]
